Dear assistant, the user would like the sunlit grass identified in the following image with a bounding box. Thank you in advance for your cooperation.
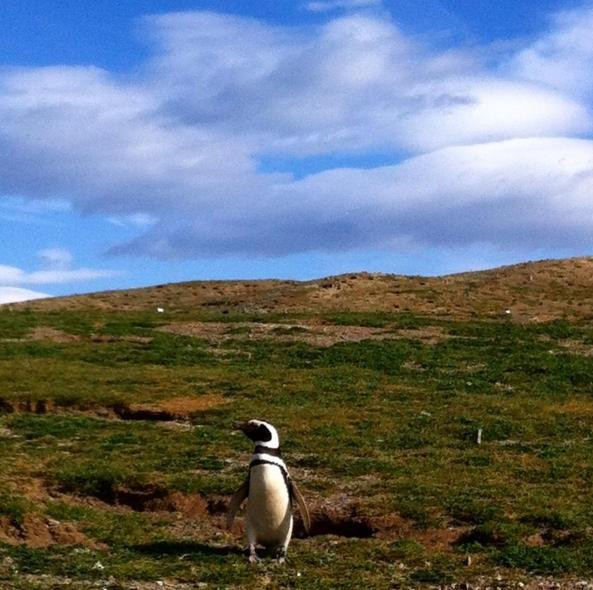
[1,308,593,586]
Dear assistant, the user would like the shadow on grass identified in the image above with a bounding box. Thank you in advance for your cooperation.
[131,539,244,558]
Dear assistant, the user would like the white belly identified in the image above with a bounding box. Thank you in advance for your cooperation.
[246,464,292,547]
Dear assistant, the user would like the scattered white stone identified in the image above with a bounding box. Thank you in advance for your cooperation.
[156,307,165,313]
[92,561,105,571]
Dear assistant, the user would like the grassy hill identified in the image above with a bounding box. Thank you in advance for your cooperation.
[1,257,593,588]
[13,256,593,321]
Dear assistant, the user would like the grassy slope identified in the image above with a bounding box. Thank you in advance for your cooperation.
[11,256,593,322]
[1,258,593,588]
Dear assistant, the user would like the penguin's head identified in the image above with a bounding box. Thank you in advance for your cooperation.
[234,419,280,449]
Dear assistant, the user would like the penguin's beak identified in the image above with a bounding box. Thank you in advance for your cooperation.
[233,420,249,433]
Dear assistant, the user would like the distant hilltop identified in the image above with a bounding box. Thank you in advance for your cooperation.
[6,257,593,322]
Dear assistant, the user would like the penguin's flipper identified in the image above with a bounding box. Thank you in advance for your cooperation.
[291,480,311,534]
[226,477,249,529]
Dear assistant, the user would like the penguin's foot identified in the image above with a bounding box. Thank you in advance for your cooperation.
[275,547,287,564]
[248,545,260,564]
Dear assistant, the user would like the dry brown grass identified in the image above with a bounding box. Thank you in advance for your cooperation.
[159,320,395,347]
[9,256,593,321]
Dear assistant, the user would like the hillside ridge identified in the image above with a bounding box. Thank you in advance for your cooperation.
[6,256,593,321]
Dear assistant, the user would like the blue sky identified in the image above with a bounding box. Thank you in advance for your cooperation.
[1,0,593,302]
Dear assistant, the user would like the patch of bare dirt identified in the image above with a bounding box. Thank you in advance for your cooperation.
[526,531,547,547]
[159,321,395,347]
[0,395,224,424]
[557,339,593,357]
[89,334,153,344]
[55,481,216,521]
[0,515,103,549]
[415,525,469,551]
[27,327,80,343]
[18,478,48,503]
[114,394,226,421]
[0,398,59,415]
[396,326,449,344]
[112,485,209,516]
[158,395,226,416]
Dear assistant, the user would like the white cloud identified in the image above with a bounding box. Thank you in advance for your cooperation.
[141,12,591,157]
[106,213,157,228]
[0,287,49,305]
[0,251,121,287]
[0,264,119,286]
[394,77,589,152]
[115,137,593,256]
[0,7,593,262]
[507,6,593,100]
[0,197,70,225]
[304,0,383,13]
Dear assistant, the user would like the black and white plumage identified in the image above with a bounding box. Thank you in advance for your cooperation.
[227,419,310,563]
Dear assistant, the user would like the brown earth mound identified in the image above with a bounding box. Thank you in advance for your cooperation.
[0,515,102,549]
[119,395,226,421]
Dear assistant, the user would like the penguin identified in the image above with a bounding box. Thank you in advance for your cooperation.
[227,419,310,563]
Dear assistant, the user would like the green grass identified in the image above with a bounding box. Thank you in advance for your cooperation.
[0,490,32,526]
[1,308,593,587]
